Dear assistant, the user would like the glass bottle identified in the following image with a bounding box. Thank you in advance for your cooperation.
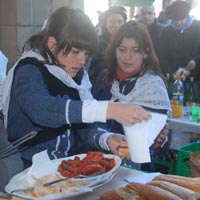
[181,75,187,106]
[171,76,184,118]
[187,77,195,107]
[166,73,173,100]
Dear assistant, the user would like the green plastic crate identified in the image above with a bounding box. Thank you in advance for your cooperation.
[155,149,177,174]
[176,141,200,177]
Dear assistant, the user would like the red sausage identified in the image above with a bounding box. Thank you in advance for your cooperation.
[80,164,103,175]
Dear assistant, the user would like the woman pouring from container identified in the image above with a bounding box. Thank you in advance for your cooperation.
[1,6,150,168]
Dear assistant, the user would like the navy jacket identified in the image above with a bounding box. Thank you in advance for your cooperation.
[7,58,109,163]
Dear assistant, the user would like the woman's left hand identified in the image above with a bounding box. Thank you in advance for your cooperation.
[107,134,126,155]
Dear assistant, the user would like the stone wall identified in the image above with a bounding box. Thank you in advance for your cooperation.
[0,0,84,70]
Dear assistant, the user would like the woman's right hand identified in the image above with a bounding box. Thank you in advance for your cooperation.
[106,102,151,126]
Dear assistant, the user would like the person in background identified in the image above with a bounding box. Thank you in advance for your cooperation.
[95,11,106,36]
[139,5,165,56]
[159,0,200,102]
[93,21,171,172]
[134,13,141,22]
[157,9,169,25]
[1,6,150,169]
[88,6,127,87]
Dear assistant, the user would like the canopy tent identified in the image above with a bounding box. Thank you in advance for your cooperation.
[114,0,155,7]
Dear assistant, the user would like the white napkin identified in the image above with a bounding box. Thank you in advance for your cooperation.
[125,172,162,184]
[26,150,58,185]
[123,112,167,163]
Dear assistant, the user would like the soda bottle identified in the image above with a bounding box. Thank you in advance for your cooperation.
[187,76,195,107]
[171,76,184,118]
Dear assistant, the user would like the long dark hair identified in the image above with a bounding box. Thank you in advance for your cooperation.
[105,20,162,86]
[101,6,127,41]
[23,6,98,66]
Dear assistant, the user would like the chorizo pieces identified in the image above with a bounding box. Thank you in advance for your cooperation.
[58,151,115,177]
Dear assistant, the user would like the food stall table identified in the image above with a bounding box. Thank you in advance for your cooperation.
[1,167,146,200]
[167,116,200,133]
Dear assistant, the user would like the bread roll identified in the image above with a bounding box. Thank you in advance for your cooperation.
[99,188,129,200]
[139,184,182,200]
[147,180,198,200]
[126,182,181,200]
[153,175,200,197]
[100,183,143,200]
[155,174,200,184]
[126,195,144,200]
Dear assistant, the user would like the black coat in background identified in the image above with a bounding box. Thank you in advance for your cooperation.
[159,19,200,82]
[147,19,165,56]
[88,31,110,87]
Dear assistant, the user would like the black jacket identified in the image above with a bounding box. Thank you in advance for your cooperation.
[159,19,200,82]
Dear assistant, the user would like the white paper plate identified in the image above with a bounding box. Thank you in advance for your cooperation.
[5,153,121,200]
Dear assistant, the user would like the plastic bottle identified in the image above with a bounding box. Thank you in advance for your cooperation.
[171,76,184,118]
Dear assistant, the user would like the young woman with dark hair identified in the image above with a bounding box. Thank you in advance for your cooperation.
[93,21,171,172]
[1,7,150,168]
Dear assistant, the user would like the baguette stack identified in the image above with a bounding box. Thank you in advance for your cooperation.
[100,174,200,200]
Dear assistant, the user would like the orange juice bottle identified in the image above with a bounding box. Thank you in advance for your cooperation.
[171,76,184,118]
[171,99,183,118]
